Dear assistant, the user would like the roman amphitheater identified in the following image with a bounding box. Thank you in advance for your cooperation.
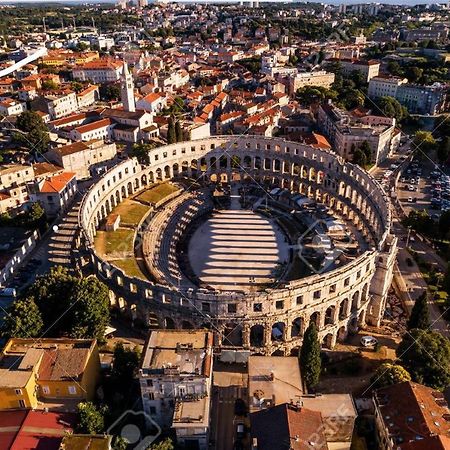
[77,136,397,355]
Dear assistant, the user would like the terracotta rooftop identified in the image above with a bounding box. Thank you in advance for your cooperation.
[250,403,328,450]
[40,172,76,193]
[375,381,450,448]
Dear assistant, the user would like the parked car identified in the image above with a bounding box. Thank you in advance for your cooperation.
[361,336,378,347]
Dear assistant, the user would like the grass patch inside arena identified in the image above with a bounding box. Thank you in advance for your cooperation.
[112,199,150,227]
[95,229,135,257]
[112,258,147,279]
[135,182,179,205]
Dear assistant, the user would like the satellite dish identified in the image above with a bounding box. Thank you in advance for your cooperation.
[52,225,59,232]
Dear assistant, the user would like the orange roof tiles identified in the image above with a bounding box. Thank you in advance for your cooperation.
[40,172,76,193]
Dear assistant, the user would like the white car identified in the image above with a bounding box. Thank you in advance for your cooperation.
[361,336,378,347]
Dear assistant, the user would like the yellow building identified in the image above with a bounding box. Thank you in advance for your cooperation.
[0,338,100,410]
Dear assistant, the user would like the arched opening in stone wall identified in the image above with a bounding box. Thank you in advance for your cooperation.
[271,322,285,342]
[291,317,304,338]
[223,323,243,347]
[337,326,347,342]
[181,320,194,329]
[339,298,349,320]
[322,333,334,349]
[164,317,175,329]
[250,324,264,347]
[325,306,336,325]
[310,312,321,328]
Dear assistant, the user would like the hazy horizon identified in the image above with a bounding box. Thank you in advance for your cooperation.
[0,0,447,5]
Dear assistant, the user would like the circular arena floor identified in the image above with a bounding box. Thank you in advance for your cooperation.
[188,192,289,292]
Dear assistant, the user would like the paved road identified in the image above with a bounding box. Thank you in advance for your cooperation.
[210,365,248,450]
[372,148,450,337]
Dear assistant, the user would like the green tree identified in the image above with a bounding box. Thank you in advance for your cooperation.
[112,436,128,450]
[131,143,153,165]
[175,120,183,142]
[370,363,411,389]
[407,292,430,330]
[413,131,436,154]
[29,266,110,340]
[296,86,337,107]
[397,329,450,390]
[300,322,321,390]
[16,110,46,133]
[76,402,105,434]
[1,297,43,339]
[353,148,367,168]
[407,66,423,83]
[42,80,58,90]
[167,117,176,144]
[69,276,110,340]
[112,342,141,385]
[105,84,120,101]
[15,111,50,154]
[387,61,403,76]
[147,438,175,450]
[375,96,407,122]
[359,141,372,162]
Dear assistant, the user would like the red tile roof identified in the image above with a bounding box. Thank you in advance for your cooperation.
[0,410,76,450]
[40,172,76,194]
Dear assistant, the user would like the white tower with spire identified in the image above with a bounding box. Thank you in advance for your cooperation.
[121,62,135,113]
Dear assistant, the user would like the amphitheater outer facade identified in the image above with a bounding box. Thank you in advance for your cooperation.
[77,136,398,355]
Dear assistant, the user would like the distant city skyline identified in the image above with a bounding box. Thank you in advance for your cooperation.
[0,0,447,5]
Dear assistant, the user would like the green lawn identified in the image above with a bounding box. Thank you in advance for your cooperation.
[136,183,179,205]
[112,258,147,279]
[95,229,135,256]
[112,200,150,226]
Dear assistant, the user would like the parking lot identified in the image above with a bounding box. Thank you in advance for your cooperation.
[396,159,450,220]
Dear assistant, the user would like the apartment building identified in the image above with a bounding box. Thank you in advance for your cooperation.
[287,71,335,95]
[76,85,100,109]
[0,99,27,116]
[374,381,450,449]
[368,75,408,99]
[337,58,380,82]
[0,338,100,410]
[318,102,400,165]
[0,164,35,214]
[396,83,446,115]
[72,59,125,83]
[69,118,114,142]
[29,172,77,216]
[32,90,79,120]
[368,77,446,115]
[46,139,117,179]
[139,330,213,450]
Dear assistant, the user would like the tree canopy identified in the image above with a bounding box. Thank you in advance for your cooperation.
[76,402,106,435]
[28,266,110,340]
[375,96,407,122]
[397,329,450,390]
[1,297,43,339]
[15,111,50,154]
[300,322,321,390]
[370,363,411,389]
[407,292,430,330]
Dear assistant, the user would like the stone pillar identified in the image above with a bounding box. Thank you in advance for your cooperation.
[243,323,250,348]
